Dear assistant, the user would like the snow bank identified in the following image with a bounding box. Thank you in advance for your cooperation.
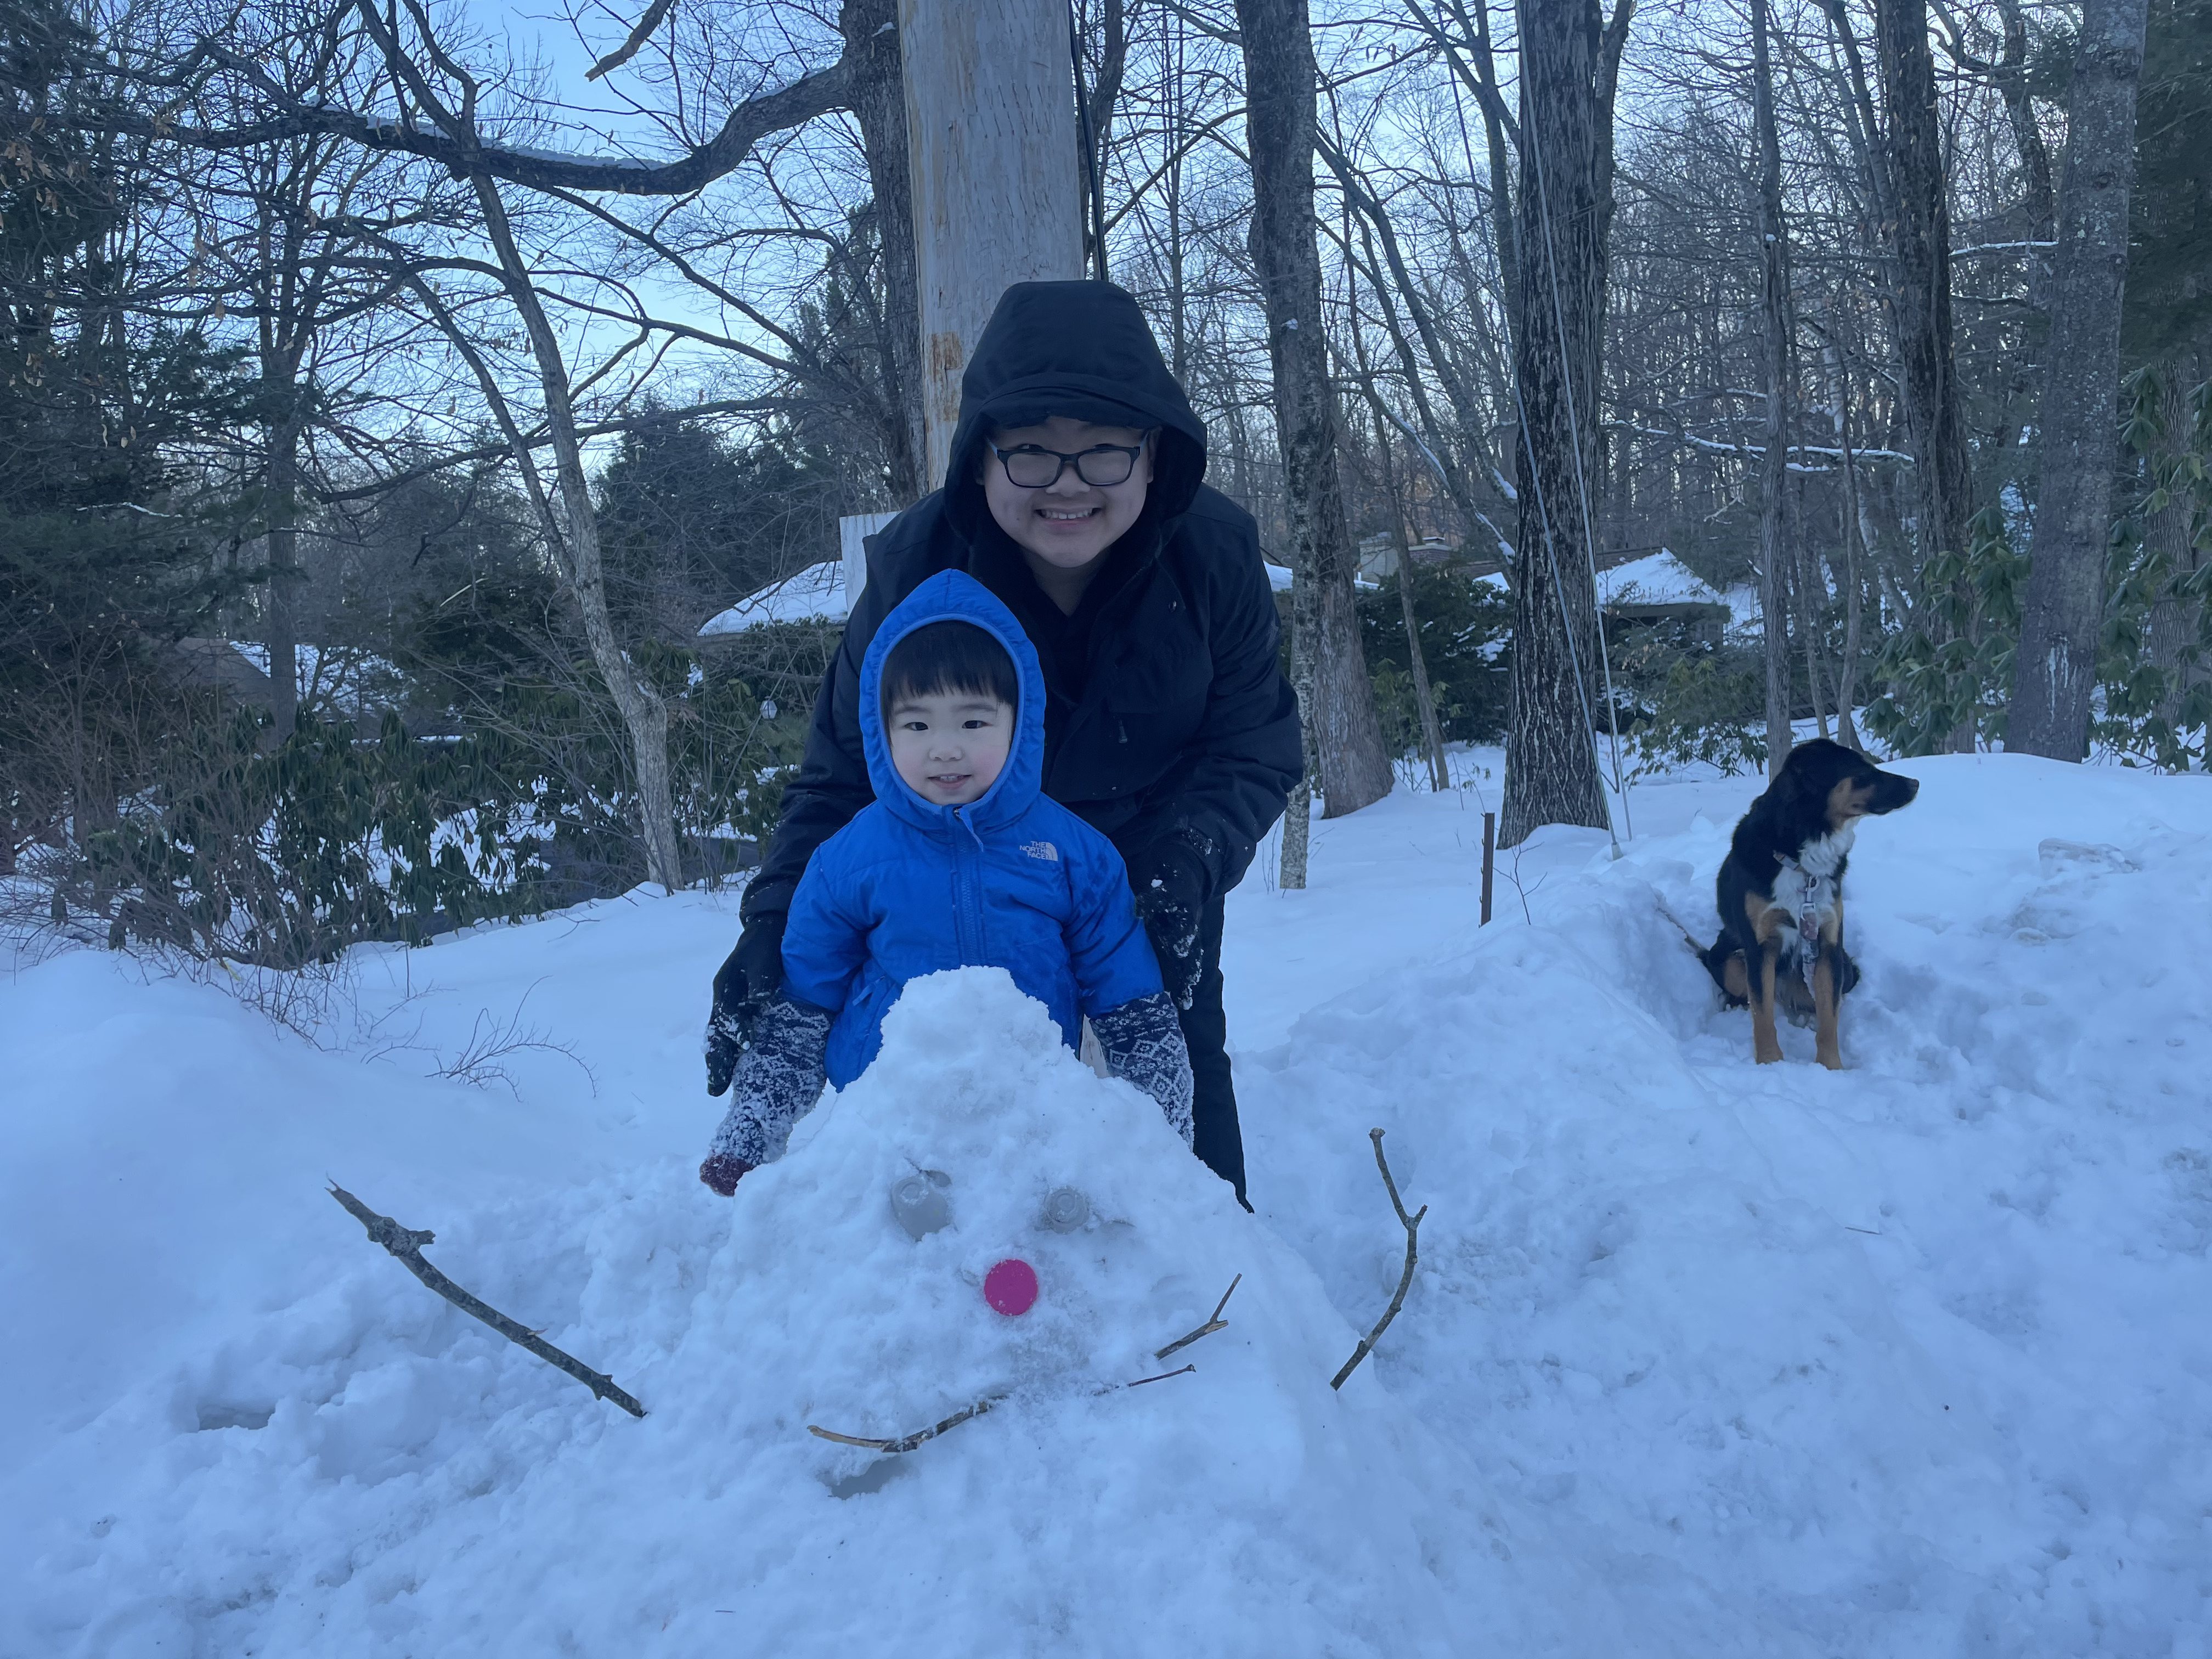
[5,754,2207,1656]
[1241,754,2212,1652]
[1,964,1584,1657]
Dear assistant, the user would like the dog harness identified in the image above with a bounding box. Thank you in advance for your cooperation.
[1784,862,1826,985]
[1777,825,1853,986]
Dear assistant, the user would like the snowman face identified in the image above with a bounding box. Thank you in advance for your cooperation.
[888,1170,1090,1318]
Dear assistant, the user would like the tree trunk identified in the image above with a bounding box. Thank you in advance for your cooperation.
[1234,0,1392,817]
[1458,0,1523,368]
[2142,360,2204,742]
[1753,0,1793,777]
[1397,554,1449,792]
[1278,573,1319,888]
[469,174,685,893]
[842,0,926,503]
[1364,397,1450,791]
[1499,0,1624,847]
[899,0,1085,484]
[1830,342,1870,750]
[1994,0,2056,239]
[261,353,303,741]
[2010,0,2150,760]
[1874,0,1977,748]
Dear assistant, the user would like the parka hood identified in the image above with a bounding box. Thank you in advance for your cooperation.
[944,281,1208,540]
[857,570,1047,837]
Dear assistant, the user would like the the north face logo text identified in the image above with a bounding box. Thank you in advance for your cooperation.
[1022,840,1060,861]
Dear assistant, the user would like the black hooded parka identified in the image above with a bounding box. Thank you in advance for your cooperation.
[738,281,1302,1201]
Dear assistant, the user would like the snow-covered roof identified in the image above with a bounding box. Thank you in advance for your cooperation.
[699,561,848,636]
[703,552,1290,629]
[1596,550,1726,611]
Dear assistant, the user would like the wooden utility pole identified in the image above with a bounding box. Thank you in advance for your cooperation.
[899,0,1087,487]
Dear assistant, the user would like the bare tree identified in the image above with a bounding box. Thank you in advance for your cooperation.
[1499,0,1630,847]
[2010,0,2152,760]
[1234,0,1392,816]
[1871,0,1977,738]
[1753,0,1795,775]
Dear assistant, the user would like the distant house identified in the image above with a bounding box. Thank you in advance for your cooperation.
[698,560,850,636]
[1355,532,1458,583]
[698,511,906,639]
[165,637,278,711]
[1595,550,1733,637]
[1466,548,1739,646]
[161,639,409,730]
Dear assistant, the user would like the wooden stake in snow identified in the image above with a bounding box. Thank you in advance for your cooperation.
[1330,1130,1426,1390]
[327,1184,646,1418]
[1481,811,1496,926]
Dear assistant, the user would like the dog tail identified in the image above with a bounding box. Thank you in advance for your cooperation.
[1659,899,1743,1005]
[1655,899,1710,957]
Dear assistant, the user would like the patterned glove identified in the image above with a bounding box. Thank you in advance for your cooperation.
[1092,991,1195,1146]
[704,911,788,1096]
[1131,839,1210,1012]
[703,992,834,1169]
[698,1152,753,1197]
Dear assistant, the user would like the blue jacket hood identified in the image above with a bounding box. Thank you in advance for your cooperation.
[856,570,1046,838]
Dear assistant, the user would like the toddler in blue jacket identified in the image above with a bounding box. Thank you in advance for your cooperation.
[699,571,1194,1193]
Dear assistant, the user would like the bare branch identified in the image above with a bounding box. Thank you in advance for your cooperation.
[111,47,852,196]
[809,1395,1003,1454]
[328,1183,646,1417]
[1153,1272,1242,1360]
[585,0,680,81]
[1330,1129,1425,1390]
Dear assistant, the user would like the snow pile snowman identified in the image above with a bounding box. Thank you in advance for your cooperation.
[713,967,1282,1465]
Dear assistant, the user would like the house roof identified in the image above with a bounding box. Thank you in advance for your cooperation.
[699,561,849,635]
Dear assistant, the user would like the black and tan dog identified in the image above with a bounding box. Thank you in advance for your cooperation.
[1701,739,1920,1069]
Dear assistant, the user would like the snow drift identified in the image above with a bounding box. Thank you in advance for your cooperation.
[2,968,1560,1657]
[4,751,2207,1656]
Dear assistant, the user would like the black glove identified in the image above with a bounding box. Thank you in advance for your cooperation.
[1131,839,1210,1012]
[704,913,787,1096]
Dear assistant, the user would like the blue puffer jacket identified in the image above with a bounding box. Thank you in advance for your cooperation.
[779,571,1165,1087]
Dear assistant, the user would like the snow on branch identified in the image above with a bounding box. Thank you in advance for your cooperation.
[1609,420,1916,473]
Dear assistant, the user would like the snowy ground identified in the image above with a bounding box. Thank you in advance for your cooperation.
[3,750,2208,1655]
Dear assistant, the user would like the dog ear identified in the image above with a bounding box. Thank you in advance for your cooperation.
[1764,752,1804,803]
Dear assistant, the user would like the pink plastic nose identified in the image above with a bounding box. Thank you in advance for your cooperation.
[983,1257,1039,1317]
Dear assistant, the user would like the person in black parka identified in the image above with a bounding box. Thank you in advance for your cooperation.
[704,280,1301,1206]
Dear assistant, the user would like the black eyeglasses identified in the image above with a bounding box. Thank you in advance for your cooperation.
[989,437,1150,489]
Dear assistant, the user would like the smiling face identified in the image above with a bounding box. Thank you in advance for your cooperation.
[980,415,1154,610]
[887,688,1015,808]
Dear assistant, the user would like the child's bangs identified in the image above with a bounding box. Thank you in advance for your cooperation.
[881,620,1020,712]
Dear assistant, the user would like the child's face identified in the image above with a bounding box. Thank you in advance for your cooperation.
[887,688,1014,807]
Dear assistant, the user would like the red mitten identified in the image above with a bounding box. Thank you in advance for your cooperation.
[699,1152,753,1196]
